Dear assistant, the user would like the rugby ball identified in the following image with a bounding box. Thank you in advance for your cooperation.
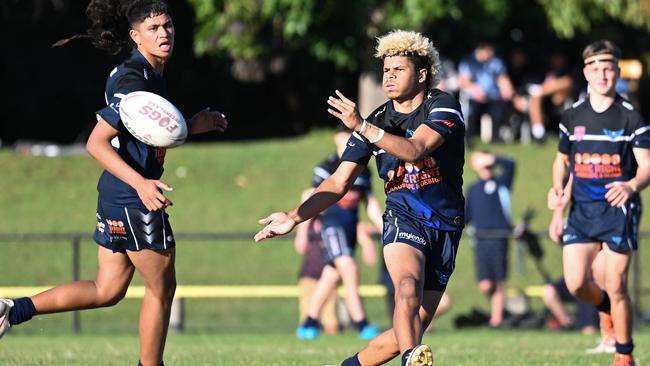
[119,91,187,148]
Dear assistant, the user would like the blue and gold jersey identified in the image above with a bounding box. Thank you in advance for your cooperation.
[312,153,372,230]
[95,49,171,208]
[341,89,465,231]
[559,95,650,202]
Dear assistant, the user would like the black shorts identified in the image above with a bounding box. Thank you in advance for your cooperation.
[563,197,641,253]
[320,225,356,265]
[382,210,461,291]
[474,239,508,282]
[93,200,176,253]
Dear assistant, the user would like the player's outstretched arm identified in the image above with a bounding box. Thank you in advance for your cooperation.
[87,118,173,212]
[327,90,444,162]
[255,161,365,242]
[188,108,228,135]
[605,147,650,207]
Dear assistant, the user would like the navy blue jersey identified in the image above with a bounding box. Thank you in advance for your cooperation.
[558,95,650,202]
[466,157,515,231]
[312,153,372,230]
[95,49,171,208]
[341,89,465,230]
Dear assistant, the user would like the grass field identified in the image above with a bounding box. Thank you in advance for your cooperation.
[0,330,648,365]
[1,129,649,364]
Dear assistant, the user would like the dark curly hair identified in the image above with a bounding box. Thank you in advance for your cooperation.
[53,0,170,55]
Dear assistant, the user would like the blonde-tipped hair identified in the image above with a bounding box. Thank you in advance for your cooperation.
[375,30,441,88]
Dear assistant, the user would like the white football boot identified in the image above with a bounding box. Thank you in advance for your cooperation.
[406,344,434,366]
[0,299,13,339]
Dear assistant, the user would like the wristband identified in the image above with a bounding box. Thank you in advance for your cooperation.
[358,120,368,134]
[369,128,385,144]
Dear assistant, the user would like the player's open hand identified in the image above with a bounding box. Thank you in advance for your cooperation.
[254,212,297,242]
[605,181,636,207]
[189,107,228,135]
[327,90,363,131]
[136,179,173,212]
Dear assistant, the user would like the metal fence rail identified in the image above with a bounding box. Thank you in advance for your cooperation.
[0,231,647,333]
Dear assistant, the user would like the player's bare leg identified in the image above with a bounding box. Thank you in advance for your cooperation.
[333,256,365,322]
[356,291,442,365]
[306,265,341,319]
[128,248,176,366]
[562,243,605,304]
[600,245,635,364]
[32,246,135,312]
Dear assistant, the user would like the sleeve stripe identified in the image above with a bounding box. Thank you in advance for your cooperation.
[633,125,650,136]
[558,123,569,135]
[428,108,464,124]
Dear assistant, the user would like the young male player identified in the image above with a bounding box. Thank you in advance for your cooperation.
[295,126,383,340]
[548,40,650,366]
[255,30,465,366]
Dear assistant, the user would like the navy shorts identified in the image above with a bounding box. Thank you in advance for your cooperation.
[93,200,176,253]
[563,197,641,253]
[474,238,508,282]
[382,210,461,291]
[320,225,356,265]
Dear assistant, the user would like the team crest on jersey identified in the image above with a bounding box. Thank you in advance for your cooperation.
[603,128,624,141]
[573,126,586,141]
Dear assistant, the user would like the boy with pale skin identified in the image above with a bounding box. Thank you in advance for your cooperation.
[256,30,465,366]
[548,40,650,366]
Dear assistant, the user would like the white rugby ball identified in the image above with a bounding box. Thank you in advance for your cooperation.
[119,91,187,148]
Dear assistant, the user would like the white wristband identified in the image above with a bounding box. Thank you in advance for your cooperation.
[369,128,385,144]
[358,120,368,134]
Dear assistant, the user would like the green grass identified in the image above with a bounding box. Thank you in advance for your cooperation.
[0,330,648,365]
[1,130,649,363]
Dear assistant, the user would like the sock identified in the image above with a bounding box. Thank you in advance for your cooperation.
[341,353,361,366]
[354,318,369,331]
[8,297,36,326]
[303,316,319,328]
[615,341,634,355]
[532,124,545,139]
[401,348,413,366]
[596,291,611,313]
[137,362,164,366]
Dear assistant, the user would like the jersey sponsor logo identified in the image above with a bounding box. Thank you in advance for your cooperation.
[574,126,586,141]
[106,219,128,241]
[603,128,624,141]
[385,157,441,194]
[397,231,427,246]
[573,153,622,179]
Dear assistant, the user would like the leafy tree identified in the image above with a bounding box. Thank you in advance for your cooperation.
[539,0,650,38]
[188,0,510,79]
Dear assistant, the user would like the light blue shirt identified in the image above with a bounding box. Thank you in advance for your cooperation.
[459,54,507,101]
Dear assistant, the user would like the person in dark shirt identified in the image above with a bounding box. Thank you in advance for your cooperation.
[0,2,227,365]
[295,126,383,341]
[466,152,515,327]
[255,30,465,366]
[548,40,650,366]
